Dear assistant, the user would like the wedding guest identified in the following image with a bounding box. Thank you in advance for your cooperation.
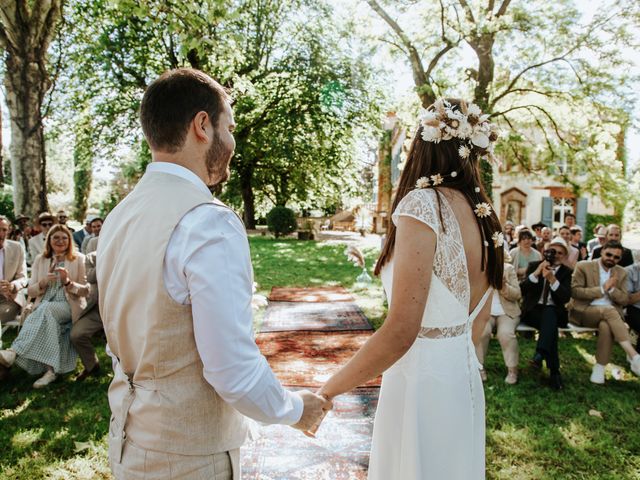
[503,221,515,246]
[531,222,546,243]
[625,259,640,353]
[477,252,521,384]
[570,226,588,261]
[12,214,32,263]
[509,229,542,281]
[558,226,579,268]
[70,251,102,381]
[568,241,640,383]
[535,226,552,253]
[520,237,573,390]
[564,213,576,228]
[57,210,75,233]
[28,212,55,260]
[73,216,94,250]
[81,217,103,254]
[591,224,634,267]
[587,224,606,255]
[0,225,88,388]
[0,216,28,349]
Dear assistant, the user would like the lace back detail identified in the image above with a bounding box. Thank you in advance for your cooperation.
[418,325,467,339]
[392,189,470,310]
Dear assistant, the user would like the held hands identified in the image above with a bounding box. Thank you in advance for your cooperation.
[39,267,70,289]
[603,274,616,292]
[0,280,14,299]
[291,390,333,437]
[534,260,550,277]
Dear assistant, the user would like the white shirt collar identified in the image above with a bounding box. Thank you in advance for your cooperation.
[598,260,611,277]
[146,162,211,197]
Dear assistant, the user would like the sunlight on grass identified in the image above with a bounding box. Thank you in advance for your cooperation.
[1,397,32,420]
[559,421,593,450]
[12,428,44,450]
[44,439,111,480]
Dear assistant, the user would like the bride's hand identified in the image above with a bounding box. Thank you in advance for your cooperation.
[292,390,333,434]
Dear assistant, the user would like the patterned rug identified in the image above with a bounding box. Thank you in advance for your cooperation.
[255,331,381,387]
[260,302,372,332]
[268,286,355,303]
[241,387,379,480]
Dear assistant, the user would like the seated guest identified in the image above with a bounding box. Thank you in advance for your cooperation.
[12,214,32,264]
[56,210,75,233]
[70,251,103,380]
[587,224,605,256]
[568,241,640,383]
[531,222,546,243]
[28,212,55,261]
[0,216,28,348]
[564,213,577,228]
[535,226,552,253]
[558,226,579,268]
[626,259,640,353]
[591,224,634,267]
[73,216,94,250]
[520,237,573,390]
[570,226,588,261]
[476,253,522,384]
[81,216,103,254]
[510,229,542,281]
[0,225,88,388]
[503,221,515,246]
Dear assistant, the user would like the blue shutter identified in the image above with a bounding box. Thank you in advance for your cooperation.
[576,197,588,229]
[541,197,553,227]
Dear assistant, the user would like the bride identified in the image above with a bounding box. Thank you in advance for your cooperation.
[317,99,504,479]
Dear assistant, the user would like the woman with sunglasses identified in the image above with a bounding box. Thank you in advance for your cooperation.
[0,225,88,388]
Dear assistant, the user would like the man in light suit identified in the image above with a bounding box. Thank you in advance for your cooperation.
[73,216,94,250]
[28,212,54,260]
[0,216,27,352]
[568,240,640,383]
[70,251,103,381]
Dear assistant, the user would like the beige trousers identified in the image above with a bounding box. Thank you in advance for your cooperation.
[571,306,629,365]
[0,297,21,348]
[476,314,520,368]
[70,307,103,370]
[110,438,239,480]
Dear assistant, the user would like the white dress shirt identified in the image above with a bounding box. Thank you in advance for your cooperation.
[140,162,303,425]
[528,265,561,306]
[591,262,613,307]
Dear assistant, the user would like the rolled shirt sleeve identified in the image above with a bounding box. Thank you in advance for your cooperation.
[164,203,303,425]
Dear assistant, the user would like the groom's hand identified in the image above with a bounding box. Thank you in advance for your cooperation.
[291,390,333,433]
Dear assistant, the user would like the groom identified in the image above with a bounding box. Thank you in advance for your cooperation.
[97,68,330,479]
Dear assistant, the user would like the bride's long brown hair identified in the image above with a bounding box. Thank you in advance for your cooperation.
[374,99,504,290]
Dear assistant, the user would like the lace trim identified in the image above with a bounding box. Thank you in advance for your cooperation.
[418,324,468,339]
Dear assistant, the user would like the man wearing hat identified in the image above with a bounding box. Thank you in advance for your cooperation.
[57,210,75,233]
[590,224,634,267]
[587,224,605,256]
[28,212,55,260]
[568,240,640,383]
[520,237,574,390]
[531,222,546,243]
[73,216,95,250]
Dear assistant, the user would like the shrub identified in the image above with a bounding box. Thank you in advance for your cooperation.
[0,187,15,222]
[585,213,623,242]
[266,206,297,238]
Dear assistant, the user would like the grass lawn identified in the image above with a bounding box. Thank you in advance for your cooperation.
[1,235,639,479]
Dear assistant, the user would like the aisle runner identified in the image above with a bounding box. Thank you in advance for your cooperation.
[242,286,380,479]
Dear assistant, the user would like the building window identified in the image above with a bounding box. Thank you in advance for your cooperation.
[553,197,574,228]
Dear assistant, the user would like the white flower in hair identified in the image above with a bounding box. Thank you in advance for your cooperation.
[421,126,442,143]
[467,103,482,116]
[457,120,473,139]
[474,202,492,218]
[492,231,504,248]
[458,145,471,159]
[471,131,490,149]
[430,174,443,186]
[416,177,430,189]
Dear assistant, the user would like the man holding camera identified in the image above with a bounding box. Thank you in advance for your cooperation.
[520,237,573,390]
[568,240,640,383]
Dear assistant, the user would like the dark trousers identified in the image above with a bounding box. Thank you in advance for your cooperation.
[522,305,560,373]
[627,305,640,353]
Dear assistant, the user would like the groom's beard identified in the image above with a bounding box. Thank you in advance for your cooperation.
[205,133,233,188]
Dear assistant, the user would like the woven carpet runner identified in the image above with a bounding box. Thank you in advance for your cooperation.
[241,286,380,479]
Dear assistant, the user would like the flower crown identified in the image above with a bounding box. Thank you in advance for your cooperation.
[418,98,499,165]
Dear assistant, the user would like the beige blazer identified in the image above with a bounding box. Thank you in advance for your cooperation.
[568,260,628,319]
[27,253,89,323]
[84,236,98,254]
[81,252,98,314]
[496,263,522,318]
[28,232,45,260]
[2,240,28,308]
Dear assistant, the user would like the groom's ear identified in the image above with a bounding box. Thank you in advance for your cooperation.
[192,111,212,144]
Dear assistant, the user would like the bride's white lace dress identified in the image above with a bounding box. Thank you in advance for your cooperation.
[369,188,491,479]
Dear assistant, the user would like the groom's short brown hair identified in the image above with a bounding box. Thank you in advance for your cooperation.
[140,68,229,153]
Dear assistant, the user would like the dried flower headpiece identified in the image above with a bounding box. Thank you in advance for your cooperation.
[418,98,499,165]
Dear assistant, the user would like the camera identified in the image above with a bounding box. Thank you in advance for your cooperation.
[543,249,556,264]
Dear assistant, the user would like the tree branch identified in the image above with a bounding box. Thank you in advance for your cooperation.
[458,0,475,24]
[496,0,511,17]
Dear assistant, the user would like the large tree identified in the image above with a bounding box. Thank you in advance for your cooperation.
[0,0,63,217]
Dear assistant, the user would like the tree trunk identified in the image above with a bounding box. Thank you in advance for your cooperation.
[0,0,63,218]
[240,167,256,229]
[73,123,93,222]
[0,105,4,186]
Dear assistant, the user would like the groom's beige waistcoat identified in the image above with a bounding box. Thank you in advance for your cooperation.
[97,170,250,456]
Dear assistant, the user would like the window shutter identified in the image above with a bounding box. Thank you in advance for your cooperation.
[541,197,553,227]
[576,197,588,229]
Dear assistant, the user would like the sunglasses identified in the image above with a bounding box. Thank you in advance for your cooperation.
[40,222,53,227]
[603,252,621,260]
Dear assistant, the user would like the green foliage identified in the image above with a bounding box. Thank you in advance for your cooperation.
[265,206,297,238]
[585,213,623,242]
[73,115,94,222]
[0,187,15,221]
